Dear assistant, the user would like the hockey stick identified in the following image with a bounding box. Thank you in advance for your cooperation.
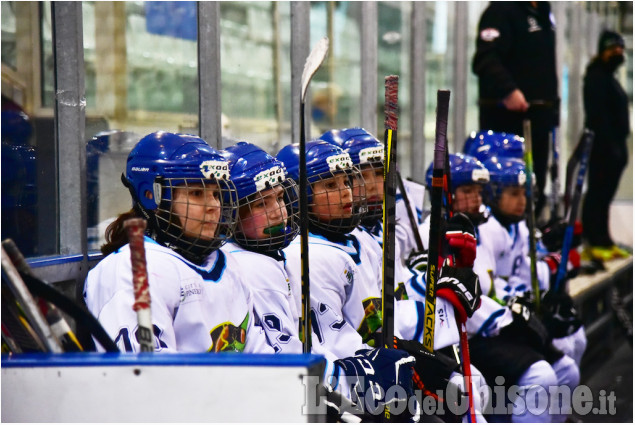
[396,170,425,252]
[522,119,540,313]
[1,239,117,352]
[442,141,476,423]
[548,127,561,223]
[2,322,22,353]
[423,90,450,354]
[563,133,587,218]
[553,130,593,293]
[17,272,119,352]
[299,36,329,354]
[1,285,45,352]
[1,246,63,352]
[381,75,399,356]
[124,218,153,352]
[2,239,83,352]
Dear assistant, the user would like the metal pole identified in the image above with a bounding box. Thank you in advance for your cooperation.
[198,2,222,149]
[271,2,284,151]
[568,3,583,153]
[360,1,378,134]
[291,2,310,144]
[410,1,426,183]
[452,1,468,153]
[52,1,86,258]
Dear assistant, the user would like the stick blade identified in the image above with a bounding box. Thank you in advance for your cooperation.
[301,37,329,101]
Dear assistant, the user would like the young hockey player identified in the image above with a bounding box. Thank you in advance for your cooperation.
[219,142,302,354]
[84,131,272,353]
[275,140,418,419]
[475,155,582,421]
[464,131,587,367]
[320,128,489,422]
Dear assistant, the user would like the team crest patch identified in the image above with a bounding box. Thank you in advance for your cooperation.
[480,28,500,42]
[357,297,383,345]
[344,266,354,284]
[395,282,409,301]
[208,313,249,352]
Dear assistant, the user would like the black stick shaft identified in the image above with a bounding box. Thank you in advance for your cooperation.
[423,89,450,353]
[382,75,399,349]
[299,101,312,354]
[523,120,540,312]
[554,129,593,293]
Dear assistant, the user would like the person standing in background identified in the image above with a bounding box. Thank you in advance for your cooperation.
[581,30,631,261]
[472,1,559,222]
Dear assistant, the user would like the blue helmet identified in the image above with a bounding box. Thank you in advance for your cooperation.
[320,127,384,167]
[222,142,299,250]
[276,140,367,234]
[481,157,533,223]
[463,130,524,162]
[425,153,490,192]
[321,128,384,220]
[425,153,490,224]
[124,131,237,263]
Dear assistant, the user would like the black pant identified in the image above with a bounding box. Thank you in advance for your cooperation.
[479,106,554,220]
[581,148,627,246]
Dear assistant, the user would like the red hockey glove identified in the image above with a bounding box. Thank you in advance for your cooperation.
[444,212,477,268]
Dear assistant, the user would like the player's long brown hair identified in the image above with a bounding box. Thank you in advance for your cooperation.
[100,209,143,256]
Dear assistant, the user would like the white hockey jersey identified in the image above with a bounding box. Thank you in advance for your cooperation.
[283,233,371,361]
[221,242,303,355]
[84,237,273,354]
[476,216,550,302]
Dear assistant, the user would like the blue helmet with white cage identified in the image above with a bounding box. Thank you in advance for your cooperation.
[222,142,299,250]
[425,153,491,224]
[463,130,524,162]
[481,156,534,224]
[321,128,384,219]
[124,131,237,263]
[276,140,367,234]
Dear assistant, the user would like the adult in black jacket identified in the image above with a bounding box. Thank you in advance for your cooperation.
[581,30,630,261]
[472,1,558,220]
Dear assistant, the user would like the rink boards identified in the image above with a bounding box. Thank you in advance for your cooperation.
[1,352,327,422]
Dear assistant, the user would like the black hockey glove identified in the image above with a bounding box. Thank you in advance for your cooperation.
[540,219,583,252]
[394,337,464,423]
[331,348,416,420]
[541,290,583,339]
[394,337,458,392]
[505,297,550,350]
[436,265,482,323]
